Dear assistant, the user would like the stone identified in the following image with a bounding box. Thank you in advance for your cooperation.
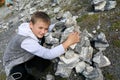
[60,53,79,64]
[65,16,78,27]
[83,38,91,47]
[74,42,82,54]
[55,62,72,78]
[86,66,94,73]
[51,3,57,7]
[92,0,105,4]
[29,7,37,15]
[105,1,117,10]
[60,26,74,43]
[64,50,75,59]
[45,33,59,44]
[97,32,107,42]
[82,29,93,38]
[52,0,60,4]
[74,30,92,54]
[79,46,93,63]
[94,1,106,11]
[92,0,117,11]
[97,25,101,30]
[46,74,55,80]
[54,22,65,31]
[54,7,61,14]
[83,67,99,79]
[63,11,73,19]
[75,61,86,73]
[1,24,9,30]
[86,68,103,80]
[93,51,111,67]
[93,32,109,51]
[94,42,109,51]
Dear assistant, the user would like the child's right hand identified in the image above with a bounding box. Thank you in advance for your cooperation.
[62,32,80,50]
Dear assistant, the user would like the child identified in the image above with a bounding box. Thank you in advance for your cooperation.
[3,11,80,80]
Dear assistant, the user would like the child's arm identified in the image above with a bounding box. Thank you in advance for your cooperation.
[21,32,80,59]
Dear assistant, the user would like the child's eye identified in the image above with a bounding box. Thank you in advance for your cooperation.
[45,28,48,31]
[38,27,43,29]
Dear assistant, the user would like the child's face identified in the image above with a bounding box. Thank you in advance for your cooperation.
[30,19,49,38]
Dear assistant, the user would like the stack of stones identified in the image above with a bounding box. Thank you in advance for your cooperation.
[91,0,117,11]
[44,11,111,80]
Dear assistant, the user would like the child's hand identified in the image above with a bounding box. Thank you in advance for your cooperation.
[62,32,80,50]
[67,32,80,45]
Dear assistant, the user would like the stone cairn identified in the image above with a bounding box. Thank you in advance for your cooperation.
[91,0,117,11]
[44,11,111,80]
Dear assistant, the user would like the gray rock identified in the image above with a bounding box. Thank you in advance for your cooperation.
[105,1,117,10]
[86,68,103,80]
[54,7,61,14]
[94,32,109,51]
[53,22,65,31]
[45,33,59,44]
[75,30,92,54]
[92,0,105,4]
[63,11,73,19]
[94,42,109,51]
[92,0,117,11]
[75,61,86,73]
[93,51,111,67]
[79,46,93,63]
[29,7,37,15]
[74,43,82,54]
[60,26,74,43]
[60,53,79,64]
[46,74,55,80]
[55,62,72,78]
[94,1,107,11]
[83,67,99,79]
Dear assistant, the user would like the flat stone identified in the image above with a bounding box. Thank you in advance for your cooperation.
[46,74,55,80]
[54,7,61,14]
[45,33,59,44]
[79,46,93,63]
[93,51,111,67]
[75,61,86,73]
[92,0,105,4]
[83,67,99,79]
[94,1,106,11]
[105,1,117,10]
[55,62,72,78]
[60,53,79,64]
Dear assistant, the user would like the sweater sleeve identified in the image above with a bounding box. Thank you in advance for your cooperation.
[21,38,65,59]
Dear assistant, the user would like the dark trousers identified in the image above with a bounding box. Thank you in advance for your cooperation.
[9,56,51,80]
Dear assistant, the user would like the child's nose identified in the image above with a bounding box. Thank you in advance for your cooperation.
[42,29,46,34]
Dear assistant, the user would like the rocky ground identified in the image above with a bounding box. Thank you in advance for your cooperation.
[0,0,120,80]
